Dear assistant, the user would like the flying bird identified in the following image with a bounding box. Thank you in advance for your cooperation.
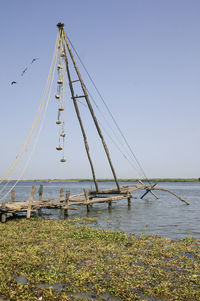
[21,67,28,76]
[31,58,39,64]
[10,58,39,85]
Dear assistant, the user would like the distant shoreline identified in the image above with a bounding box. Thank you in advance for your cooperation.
[7,178,200,183]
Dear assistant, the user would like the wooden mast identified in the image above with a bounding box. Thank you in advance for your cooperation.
[57,23,120,191]
[57,23,99,192]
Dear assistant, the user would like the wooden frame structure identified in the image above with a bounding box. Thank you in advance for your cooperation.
[0,23,190,222]
[0,181,189,223]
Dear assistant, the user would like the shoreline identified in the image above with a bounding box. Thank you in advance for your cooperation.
[5,178,200,183]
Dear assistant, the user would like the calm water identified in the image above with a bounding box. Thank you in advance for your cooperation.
[0,181,199,239]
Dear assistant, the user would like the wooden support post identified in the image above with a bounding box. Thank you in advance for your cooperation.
[60,188,64,202]
[108,201,112,209]
[64,190,70,217]
[127,197,131,206]
[11,190,15,202]
[1,214,6,223]
[38,184,43,202]
[62,41,99,192]
[63,30,120,192]
[26,186,36,219]
[37,185,43,216]
[84,188,90,212]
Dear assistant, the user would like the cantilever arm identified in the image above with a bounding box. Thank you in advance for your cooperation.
[151,187,190,205]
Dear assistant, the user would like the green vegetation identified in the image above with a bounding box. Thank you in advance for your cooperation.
[0,218,199,300]
[18,178,200,183]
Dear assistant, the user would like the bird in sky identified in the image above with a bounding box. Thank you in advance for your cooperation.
[21,67,28,76]
[31,58,39,64]
[10,57,39,85]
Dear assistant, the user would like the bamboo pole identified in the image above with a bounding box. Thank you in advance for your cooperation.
[60,36,99,192]
[140,183,158,199]
[152,187,189,205]
[150,190,159,199]
[83,194,128,205]
[62,28,120,192]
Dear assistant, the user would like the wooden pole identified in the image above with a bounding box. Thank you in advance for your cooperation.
[60,36,99,192]
[38,184,43,202]
[62,29,120,192]
[150,190,159,199]
[1,214,6,223]
[140,183,157,199]
[84,188,90,212]
[60,188,65,202]
[11,190,15,202]
[64,190,70,217]
[26,186,36,219]
[152,187,190,205]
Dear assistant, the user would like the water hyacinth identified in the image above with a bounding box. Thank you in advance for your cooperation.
[0,218,199,300]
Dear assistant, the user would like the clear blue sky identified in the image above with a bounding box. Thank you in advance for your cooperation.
[0,0,200,180]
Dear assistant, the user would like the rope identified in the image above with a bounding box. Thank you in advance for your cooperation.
[0,33,60,200]
[0,47,58,201]
[0,32,60,188]
[85,88,144,176]
[77,98,142,175]
[68,36,150,182]
[97,119,143,176]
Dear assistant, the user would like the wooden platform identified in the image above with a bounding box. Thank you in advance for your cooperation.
[0,182,189,223]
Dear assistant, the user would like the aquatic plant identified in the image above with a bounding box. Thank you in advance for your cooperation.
[0,218,199,300]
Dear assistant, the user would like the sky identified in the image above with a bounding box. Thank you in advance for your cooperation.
[0,0,200,180]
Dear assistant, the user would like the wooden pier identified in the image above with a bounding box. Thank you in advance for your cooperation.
[0,182,189,223]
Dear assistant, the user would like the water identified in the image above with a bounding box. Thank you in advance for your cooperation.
[0,181,199,239]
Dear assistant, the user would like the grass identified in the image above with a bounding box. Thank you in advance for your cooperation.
[0,217,199,300]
